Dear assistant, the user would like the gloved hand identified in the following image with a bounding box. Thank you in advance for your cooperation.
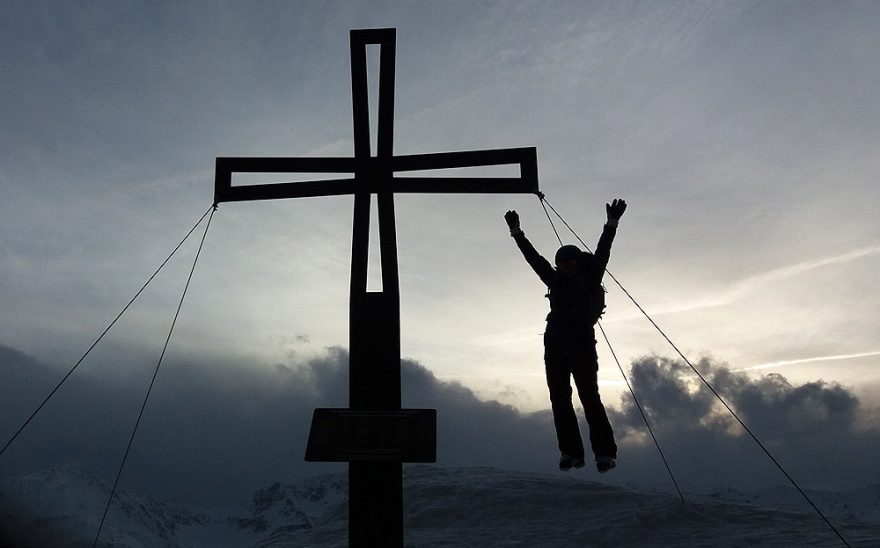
[504,210,523,236]
[505,210,520,229]
[606,199,627,225]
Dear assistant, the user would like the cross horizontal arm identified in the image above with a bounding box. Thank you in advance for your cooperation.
[391,147,538,194]
[390,178,535,194]
[214,157,357,203]
[216,179,357,203]
[392,147,536,172]
[214,147,539,204]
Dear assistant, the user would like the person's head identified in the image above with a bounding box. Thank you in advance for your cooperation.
[555,245,582,274]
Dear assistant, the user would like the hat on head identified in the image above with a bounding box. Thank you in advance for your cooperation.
[555,244,581,264]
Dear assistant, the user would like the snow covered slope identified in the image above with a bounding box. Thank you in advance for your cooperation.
[0,466,239,547]
[2,466,878,547]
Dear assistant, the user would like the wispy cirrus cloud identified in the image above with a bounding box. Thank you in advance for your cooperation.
[610,245,880,320]
[736,350,880,373]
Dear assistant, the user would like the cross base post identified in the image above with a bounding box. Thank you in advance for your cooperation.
[350,461,402,547]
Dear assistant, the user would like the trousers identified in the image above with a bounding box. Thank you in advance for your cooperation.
[544,322,617,460]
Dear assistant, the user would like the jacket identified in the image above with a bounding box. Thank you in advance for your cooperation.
[513,223,616,327]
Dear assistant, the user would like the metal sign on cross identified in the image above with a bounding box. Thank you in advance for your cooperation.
[214,28,539,548]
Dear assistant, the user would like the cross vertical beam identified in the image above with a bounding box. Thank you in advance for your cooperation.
[348,30,402,546]
[214,27,539,548]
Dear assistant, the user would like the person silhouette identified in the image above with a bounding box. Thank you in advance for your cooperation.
[504,199,626,472]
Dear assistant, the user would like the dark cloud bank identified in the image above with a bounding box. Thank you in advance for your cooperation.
[1,342,879,508]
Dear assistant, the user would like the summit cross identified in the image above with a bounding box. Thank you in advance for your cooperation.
[213,28,539,548]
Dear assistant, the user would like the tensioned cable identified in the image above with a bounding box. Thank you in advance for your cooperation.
[539,196,563,246]
[537,193,850,547]
[0,205,215,460]
[596,322,684,502]
[536,192,682,501]
[93,205,216,547]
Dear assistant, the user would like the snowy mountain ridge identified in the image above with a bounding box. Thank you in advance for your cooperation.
[2,465,879,547]
[0,465,348,547]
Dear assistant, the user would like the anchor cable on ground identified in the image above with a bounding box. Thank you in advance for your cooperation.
[93,205,216,546]
[0,205,215,460]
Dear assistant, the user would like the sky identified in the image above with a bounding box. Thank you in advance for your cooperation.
[2,0,880,505]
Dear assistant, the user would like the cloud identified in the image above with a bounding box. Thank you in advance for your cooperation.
[2,342,878,509]
[609,355,880,492]
[736,350,880,372]
[0,342,555,505]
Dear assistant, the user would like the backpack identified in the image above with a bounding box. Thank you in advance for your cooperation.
[584,281,607,325]
[545,274,606,325]
[578,251,606,325]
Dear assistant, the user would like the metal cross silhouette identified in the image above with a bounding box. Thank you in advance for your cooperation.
[214,28,538,548]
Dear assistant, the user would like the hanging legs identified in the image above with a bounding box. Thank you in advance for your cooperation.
[572,364,617,462]
[544,331,617,470]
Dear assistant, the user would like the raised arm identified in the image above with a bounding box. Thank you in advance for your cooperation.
[505,210,555,286]
[593,199,627,273]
